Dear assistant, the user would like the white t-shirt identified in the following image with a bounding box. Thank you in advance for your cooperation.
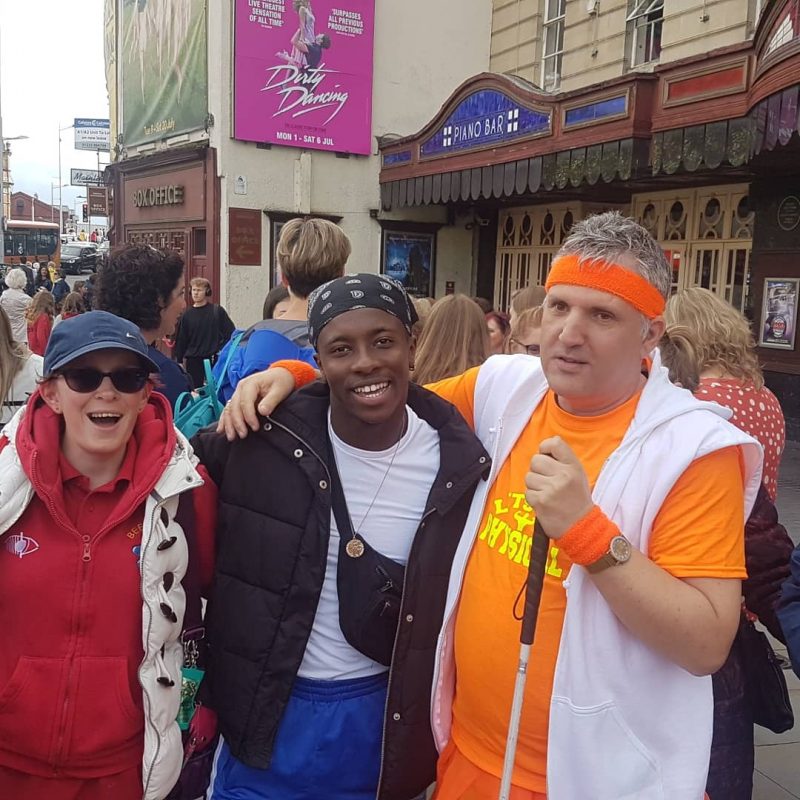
[1,354,43,429]
[298,405,440,680]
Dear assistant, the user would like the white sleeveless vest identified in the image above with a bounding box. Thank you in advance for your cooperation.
[431,351,762,800]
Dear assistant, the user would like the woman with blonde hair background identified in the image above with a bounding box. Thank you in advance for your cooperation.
[25,291,55,357]
[509,284,546,329]
[507,305,543,356]
[662,287,793,800]
[411,296,436,338]
[663,287,785,498]
[0,307,43,431]
[413,294,489,385]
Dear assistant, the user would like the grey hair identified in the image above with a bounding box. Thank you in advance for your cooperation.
[4,268,28,291]
[557,211,671,300]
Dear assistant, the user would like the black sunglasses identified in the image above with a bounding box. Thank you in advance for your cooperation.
[58,367,150,394]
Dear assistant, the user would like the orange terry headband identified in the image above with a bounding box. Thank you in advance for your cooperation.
[545,254,666,318]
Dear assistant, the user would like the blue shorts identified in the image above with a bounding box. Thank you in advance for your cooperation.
[210,672,389,800]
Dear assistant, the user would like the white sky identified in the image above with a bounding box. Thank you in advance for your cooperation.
[0,0,109,215]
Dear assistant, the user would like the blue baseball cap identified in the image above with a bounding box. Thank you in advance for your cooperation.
[43,311,159,377]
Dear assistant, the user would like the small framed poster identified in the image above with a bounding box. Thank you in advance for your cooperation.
[380,227,437,298]
[759,277,799,350]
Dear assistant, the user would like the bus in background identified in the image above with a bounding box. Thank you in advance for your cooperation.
[2,220,61,267]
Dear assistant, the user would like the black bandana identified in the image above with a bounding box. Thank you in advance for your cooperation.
[307,273,418,348]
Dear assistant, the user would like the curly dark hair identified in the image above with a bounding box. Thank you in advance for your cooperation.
[95,245,184,331]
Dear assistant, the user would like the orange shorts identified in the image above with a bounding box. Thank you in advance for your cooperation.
[433,740,546,800]
[432,739,711,800]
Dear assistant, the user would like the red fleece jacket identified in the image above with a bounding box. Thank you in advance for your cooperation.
[27,313,52,356]
[0,392,216,778]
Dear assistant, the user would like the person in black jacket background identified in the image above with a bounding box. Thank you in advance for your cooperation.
[194,274,489,800]
[174,277,235,388]
[18,257,35,297]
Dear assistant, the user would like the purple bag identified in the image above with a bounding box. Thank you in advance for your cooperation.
[165,728,218,800]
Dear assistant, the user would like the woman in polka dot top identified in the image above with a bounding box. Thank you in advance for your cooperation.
[662,287,793,800]
[663,287,785,499]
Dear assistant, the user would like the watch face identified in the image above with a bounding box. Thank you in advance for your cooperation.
[610,536,632,563]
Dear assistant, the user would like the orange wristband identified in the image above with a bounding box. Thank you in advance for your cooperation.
[269,359,317,390]
[558,505,618,566]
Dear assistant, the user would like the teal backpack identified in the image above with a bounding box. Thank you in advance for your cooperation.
[173,332,244,439]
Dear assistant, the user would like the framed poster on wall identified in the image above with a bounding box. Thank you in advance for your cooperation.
[380,226,437,298]
[759,277,799,350]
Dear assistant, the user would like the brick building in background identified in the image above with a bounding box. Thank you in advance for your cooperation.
[9,192,67,226]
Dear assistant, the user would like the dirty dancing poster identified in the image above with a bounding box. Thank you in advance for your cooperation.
[234,0,375,155]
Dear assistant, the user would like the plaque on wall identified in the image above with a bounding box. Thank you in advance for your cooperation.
[777,196,800,231]
[759,277,799,350]
[228,208,262,266]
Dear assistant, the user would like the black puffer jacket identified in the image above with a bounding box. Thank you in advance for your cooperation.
[193,381,490,800]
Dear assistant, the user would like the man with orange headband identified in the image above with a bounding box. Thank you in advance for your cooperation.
[218,211,762,799]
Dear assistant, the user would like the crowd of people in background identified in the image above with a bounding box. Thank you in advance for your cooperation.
[3,212,800,800]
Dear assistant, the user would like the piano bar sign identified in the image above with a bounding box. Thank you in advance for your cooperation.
[133,185,185,208]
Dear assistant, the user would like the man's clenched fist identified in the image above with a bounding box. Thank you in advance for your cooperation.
[524,436,594,539]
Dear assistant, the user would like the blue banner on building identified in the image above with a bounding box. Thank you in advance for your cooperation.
[421,90,551,158]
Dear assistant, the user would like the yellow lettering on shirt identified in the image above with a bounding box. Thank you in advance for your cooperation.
[546,546,563,578]
[477,492,544,571]
[494,497,510,516]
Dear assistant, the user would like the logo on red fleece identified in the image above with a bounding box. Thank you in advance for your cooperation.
[5,533,39,559]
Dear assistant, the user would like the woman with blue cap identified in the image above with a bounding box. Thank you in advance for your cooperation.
[0,311,217,800]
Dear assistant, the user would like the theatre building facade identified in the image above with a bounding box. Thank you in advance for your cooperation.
[379,0,800,432]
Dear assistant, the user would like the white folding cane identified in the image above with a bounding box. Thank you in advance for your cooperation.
[498,520,550,800]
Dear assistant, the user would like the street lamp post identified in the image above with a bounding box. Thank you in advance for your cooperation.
[57,124,73,236]
[51,181,68,224]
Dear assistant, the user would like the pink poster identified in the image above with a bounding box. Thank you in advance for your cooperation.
[234,0,375,155]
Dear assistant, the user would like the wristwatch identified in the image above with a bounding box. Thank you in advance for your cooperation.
[586,535,632,574]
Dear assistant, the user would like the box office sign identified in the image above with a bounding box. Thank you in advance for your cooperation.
[233,0,375,155]
[132,185,186,208]
[87,187,109,217]
[123,165,206,221]
[229,208,262,266]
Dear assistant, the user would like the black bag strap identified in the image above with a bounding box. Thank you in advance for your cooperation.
[326,442,360,551]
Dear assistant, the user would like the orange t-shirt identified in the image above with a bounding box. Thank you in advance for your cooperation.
[428,367,746,793]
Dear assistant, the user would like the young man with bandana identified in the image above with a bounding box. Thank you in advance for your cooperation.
[194,274,488,800]
[222,212,763,799]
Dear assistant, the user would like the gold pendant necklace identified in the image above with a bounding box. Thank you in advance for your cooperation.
[344,412,407,559]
